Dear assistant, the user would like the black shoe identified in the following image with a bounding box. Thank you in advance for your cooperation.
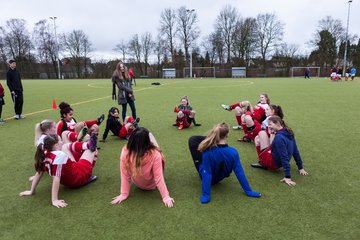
[172,123,177,126]
[132,117,140,129]
[194,123,201,126]
[97,114,105,125]
[89,132,98,152]
[251,162,267,170]
[85,175,98,185]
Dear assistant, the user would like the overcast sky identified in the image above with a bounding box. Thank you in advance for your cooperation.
[1,0,359,61]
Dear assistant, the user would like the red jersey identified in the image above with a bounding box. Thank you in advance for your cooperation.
[252,103,268,123]
[0,83,4,96]
[42,151,92,188]
[56,119,76,136]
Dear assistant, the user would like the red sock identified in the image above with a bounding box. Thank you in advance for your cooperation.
[67,132,78,142]
[236,115,243,125]
[85,120,97,128]
[230,103,240,110]
[70,142,85,152]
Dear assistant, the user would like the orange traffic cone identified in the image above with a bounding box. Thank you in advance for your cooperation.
[52,99,57,109]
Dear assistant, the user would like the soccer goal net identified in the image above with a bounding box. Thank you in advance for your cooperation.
[183,67,216,78]
[290,67,320,78]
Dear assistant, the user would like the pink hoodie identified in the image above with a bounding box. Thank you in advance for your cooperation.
[119,146,172,204]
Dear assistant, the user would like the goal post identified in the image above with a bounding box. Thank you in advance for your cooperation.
[183,67,216,78]
[290,67,320,78]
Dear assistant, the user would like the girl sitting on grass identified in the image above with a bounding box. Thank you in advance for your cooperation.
[111,127,174,208]
[221,93,270,130]
[56,101,104,137]
[20,134,98,208]
[251,116,308,186]
[100,107,140,142]
[188,123,261,204]
[173,96,201,130]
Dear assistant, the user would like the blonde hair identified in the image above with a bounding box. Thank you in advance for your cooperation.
[34,120,56,146]
[113,62,130,80]
[198,123,229,152]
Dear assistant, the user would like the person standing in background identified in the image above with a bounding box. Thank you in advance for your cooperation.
[6,60,25,120]
[0,83,5,123]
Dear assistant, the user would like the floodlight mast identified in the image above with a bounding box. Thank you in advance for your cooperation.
[50,17,61,79]
[186,9,195,78]
[343,0,352,76]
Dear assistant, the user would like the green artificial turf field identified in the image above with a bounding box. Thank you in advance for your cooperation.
[0,77,358,240]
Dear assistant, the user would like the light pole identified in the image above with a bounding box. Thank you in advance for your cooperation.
[186,9,195,78]
[50,16,61,79]
[343,0,352,76]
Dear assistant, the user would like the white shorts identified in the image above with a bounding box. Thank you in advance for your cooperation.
[351,73,355,77]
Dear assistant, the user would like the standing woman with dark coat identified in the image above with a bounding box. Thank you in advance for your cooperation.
[112,62,137,121]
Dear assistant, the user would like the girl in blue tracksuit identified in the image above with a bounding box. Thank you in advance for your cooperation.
[188,123,261,204]
[251,115,309,186]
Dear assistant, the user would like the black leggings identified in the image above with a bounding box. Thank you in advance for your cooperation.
[188,136,206,172]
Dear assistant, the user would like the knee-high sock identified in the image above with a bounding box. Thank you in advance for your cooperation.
[230,103,240,110]
[67,132,78,142]
[236,115,242,126]
[84,120,97,128]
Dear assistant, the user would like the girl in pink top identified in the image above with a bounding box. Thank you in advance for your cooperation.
[111,127,174,208]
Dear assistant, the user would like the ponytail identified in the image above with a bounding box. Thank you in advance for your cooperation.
[34,144,45,172]
[34,120,56,146]
[198,123,229,152]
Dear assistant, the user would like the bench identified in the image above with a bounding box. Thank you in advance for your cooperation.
[140,75,148,78]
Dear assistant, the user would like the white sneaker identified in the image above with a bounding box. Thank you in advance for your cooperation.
[19,115,26,119]
[14,115,19,119]
[232,125,243,130]
[221,104,230,111]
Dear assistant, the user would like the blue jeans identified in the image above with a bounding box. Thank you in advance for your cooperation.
[121,98,136,121]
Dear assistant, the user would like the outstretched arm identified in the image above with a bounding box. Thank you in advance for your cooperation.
[233,153,261,198]
[200,152,212,203]
[51,176,67,208]
[19,172,43,196]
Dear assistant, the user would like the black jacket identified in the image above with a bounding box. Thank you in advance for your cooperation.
[6,68,23,92]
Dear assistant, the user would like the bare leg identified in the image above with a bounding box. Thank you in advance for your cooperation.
[258,131,270,151]
[61,143,76,162]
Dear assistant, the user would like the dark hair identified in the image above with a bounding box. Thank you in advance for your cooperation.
[58,102,73,119]
[126,127,156,175]
[34,134,59,172]
[270,104,284,119]
[261,93,270,104]
[268,115,294,136]
[108,107,119,117]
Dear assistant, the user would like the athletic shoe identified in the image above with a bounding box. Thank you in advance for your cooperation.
[251,162,267,170]
[132,117,140,129]
[178,125,183,130]
[232,125,243,130]
[238,136,251,142]
[221,104,230,111]
[97,114,105,125]
[77,126,88,142]
[14,115,19,120]
[172,123,177,126]
[84,175,98,185]
[89,132,98,152]
[0,119,5,124]
[19,115,26,119]
[194,123,201,126]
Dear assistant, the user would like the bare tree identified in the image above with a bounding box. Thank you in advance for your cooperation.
[2,19,33,70]
[61,29,92,78]
[201,34,217,66]
[128,34,142,74]
[141,32,154,75]
[33,19,59,77]
[159,8,177,62]
[176,6,200,62]
[276,43,299,59]
[317,16,345,50]
[0,28,8,68]
[154,34,167,77]
[215,5,240,63]
[113,39,128,62]
[255,13,284,70]
[232,17,257,65]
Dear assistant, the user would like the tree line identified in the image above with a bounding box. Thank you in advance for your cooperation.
[0,5,359,78]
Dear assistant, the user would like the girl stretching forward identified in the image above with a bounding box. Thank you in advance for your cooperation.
[111,127,174,208]
[251,116,308,186]
[188,123,261,204]
[20,134,98,208]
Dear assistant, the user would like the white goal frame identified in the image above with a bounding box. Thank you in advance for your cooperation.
[290,67,320,78]
[183,67,216,78]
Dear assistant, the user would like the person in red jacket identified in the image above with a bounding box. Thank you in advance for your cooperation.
[0,83,5,124]
[128,68,136,86]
